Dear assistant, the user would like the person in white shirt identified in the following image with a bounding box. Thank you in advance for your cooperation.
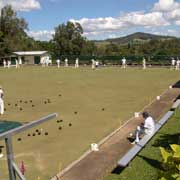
[171,58,176,70]
[130,112,155,144]
[3,59,6,68]
[7,60,11,68]
[56,59,60,68]
[75,58,79,68]
[45,57,49,66]
[142,57,146,70]
[65,58,68,67]
[175,58,180,70]
[95,60,99,69]
[15,59,19,68]
[0,86,4,115]
[18,57,22,67]
[121,57,126,69]
[91,59,95,69]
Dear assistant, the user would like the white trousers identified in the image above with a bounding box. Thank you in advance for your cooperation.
[0,99,4,114]
[75,64,79,68]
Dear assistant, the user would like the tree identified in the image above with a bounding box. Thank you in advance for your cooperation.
[0,5,30,56]
[81,40,96,55]
[53,21,86,57]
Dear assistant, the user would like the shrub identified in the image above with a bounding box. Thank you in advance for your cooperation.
[159,144,180,180]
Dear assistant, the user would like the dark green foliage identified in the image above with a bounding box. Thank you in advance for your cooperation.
[0,5,36,56]
[53,22,83,56]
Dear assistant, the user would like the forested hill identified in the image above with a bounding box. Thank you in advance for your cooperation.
[94,32,176,45]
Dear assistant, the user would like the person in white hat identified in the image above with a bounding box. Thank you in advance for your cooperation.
[91,59,95,69]
[7,59,11,68]
[75,58,79,68]
[3,59,7,68]
[18,57,22,67]
[142,57,146,70]
[15,59,19,68]
[95,60,99,69]
[171,57,176,70]
[175,58,180,70]
[65,58,68,67]
[0,86,4,115]
[56,59,60,68]
[121,57,126,69]
[129,112,155,144]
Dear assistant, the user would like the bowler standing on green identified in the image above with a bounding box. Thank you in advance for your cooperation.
[0,86,4,115]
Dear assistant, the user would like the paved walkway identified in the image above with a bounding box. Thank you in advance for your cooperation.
[58,88,180,180]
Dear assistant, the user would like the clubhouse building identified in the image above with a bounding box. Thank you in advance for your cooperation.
[13,51,50,64]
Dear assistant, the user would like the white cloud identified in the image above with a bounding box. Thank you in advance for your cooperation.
[0,0,41,12]
[27,30,55,41]
[70,11,169,37]
[70,0,180,39]
[153,0,180,12]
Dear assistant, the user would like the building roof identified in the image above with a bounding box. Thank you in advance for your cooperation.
[13,51,48,56]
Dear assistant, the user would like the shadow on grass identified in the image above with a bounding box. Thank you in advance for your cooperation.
[152,133,180,149]
[111,166,125,174]
[138,155,164,170]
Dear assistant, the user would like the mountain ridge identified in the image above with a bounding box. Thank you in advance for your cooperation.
[93,32,176,45]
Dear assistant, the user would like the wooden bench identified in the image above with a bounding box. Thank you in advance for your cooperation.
[117,109,176,167]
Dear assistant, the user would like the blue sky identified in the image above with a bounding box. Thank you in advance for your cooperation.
[1,0,180,40]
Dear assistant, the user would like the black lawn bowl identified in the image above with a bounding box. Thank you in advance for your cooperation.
[8,103,10,106]
[47,99,51,103]
[45,132,48,136]
[58,94,62,97]
[74,111,78,114]
[29,100,33,103]
[57,120,60,123]
[44,101,47,104]
[20,108,23,111]
[32,105,35,107]
[32,133,36,136]
[69,123,72,127]
[127,137,135,143]
[36,129,39,133]
[102,108,105,111]
[38,132,41,135]
[19,100,22,103]
[24,101,28,104]
[60,120,63,122]
[58,126,62,130]
[17,138,22,141]
[27,134,31,137]
[15,104,18,107]
[4,108,6,111]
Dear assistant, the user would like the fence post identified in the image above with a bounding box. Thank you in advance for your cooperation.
[5,136,16,180]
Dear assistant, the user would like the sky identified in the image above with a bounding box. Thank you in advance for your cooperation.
[0,0,180,41]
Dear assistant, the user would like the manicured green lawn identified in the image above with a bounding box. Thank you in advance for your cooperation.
[0,66,179,179]
[104,109,180,180]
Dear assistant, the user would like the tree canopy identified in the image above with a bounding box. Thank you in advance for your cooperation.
[0,5,36,56]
